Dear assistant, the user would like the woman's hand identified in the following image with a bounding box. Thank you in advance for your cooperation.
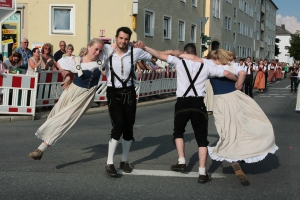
[61,76,72,90]
[61,70,71,78]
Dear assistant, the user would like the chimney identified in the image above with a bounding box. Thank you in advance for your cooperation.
[281,24,285,30]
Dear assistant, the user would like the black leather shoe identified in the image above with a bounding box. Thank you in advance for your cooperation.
[105,164,118,177]
[170,162,186,172]
[198,173,212,184]
[120,161,133,173]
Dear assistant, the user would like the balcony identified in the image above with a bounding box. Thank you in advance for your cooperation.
[260,40,265,48]
[261,5,265,14]
[261,23,264,31]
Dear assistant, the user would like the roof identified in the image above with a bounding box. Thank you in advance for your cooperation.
[276,25,292,35]
[269,0,278,10]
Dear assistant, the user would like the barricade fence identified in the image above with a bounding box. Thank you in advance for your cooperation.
[0,70,177,117]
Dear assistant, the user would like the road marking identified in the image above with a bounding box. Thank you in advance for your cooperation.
[269,94,279,95]
[260,96,271,97]
[285,85,291,88]
[275,96,286,97]
[118,169,226,178]
[283,94,292,95]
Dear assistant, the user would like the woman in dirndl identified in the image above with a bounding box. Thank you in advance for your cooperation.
[275,63,282,80]
[295,72,300,111]
[268,62,276,83]
[179,50,278,184]
[28,38,114,160]
[253,60,266,93]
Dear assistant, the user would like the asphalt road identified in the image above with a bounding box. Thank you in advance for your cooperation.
[0,78,299,200]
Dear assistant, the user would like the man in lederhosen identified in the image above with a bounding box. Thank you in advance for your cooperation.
[104,27,152,177]
[244,57,255,98]
[143,44,240,183]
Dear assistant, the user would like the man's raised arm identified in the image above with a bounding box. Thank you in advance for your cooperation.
[143,46,169,62]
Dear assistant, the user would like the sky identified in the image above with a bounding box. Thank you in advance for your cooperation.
[273,0,300,33]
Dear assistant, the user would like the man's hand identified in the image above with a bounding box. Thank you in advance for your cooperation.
[61,76,72,90]
[61,70,71,78]
[235,82,243,90]
[133,40,145,49]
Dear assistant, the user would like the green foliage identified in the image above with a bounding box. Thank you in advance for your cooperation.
[287,32,300,60]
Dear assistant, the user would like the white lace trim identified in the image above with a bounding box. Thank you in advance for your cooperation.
[207,145,279,163]
[35,132,54,146]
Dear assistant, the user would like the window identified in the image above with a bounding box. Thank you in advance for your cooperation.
[145,10,154,37]
[256,31,260,40]
[233,32,236,46]
[226,0,232,4]
[213,0,220,19]
[224,15,231,30]
[192,0,197,7]
[238,22,243,34]
[234,7,237,23]
[179,20,185,41]
[180,0,186,2]
[191,24,196,43]
[50,4,75,35]
[224,42,230,51]
[164,16,171,39]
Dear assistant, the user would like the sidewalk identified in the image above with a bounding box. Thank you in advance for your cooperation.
[0,95,177,123]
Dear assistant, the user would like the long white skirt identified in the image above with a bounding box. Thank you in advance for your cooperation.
[35,83,97,145]
[296,88,300,111]
[204,80,213,112]
[208,90,278,163]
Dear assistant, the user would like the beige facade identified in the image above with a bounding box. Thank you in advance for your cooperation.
[8,0,204,57]
[205,0,277,60]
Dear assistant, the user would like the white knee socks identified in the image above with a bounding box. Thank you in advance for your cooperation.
[107,139,118,165]
[38,142,48,152]
[121,139,132,162]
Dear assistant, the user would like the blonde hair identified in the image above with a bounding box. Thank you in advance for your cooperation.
[78,47,88,57]
[207,49,231,65]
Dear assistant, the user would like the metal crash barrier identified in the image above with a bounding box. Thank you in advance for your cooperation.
[0,70,177,117]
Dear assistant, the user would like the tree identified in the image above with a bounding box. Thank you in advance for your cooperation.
[287,31,300,60]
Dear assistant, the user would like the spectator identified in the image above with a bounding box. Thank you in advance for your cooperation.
[41,43,56,71]
[290,63,299,93]
[146,56,160,71]
[78,47,88,57]
[54,41,66,62]
[27,48,43,75]
[14,37,32,70]
[156,58,169,70]
[2,52,22,73]
[62,44,75,58]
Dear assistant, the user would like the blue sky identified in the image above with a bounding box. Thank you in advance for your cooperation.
[273,0,300,33]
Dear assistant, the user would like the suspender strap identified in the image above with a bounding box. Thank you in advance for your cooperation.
[110,47,135,88]
[182,60,204,97]
[75,56,83,77]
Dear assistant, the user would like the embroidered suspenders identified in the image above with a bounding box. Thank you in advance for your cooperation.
[109,46,136,88]
[181,60,204,97]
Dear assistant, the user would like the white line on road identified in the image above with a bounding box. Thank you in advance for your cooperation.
[275,96,286,97]
[118,169,226,178]
[285,85,291,88]
[269,94,279,95]
[260,96,271,97]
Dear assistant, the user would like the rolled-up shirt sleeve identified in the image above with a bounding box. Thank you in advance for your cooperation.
[57,57,77,73]
[167,55,181,66]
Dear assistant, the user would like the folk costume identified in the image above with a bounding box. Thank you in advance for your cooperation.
[253,65,266,91]
[208,64,278,163]
[296,72,300,111]
[268,62,277,83]
[29,44,114,159]
[204,80,214,114]
[243,61,254,98]
[104,46,151,176]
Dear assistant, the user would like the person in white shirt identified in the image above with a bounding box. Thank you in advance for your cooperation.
[144,44,240,184]
[244,57,255,98]
[104,27,152,177]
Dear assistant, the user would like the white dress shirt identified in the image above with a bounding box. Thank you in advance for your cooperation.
[167,56,225,97]
[105,47,152,87]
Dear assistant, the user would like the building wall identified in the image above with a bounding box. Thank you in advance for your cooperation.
[135,0,204,56]
[13,0,205,57]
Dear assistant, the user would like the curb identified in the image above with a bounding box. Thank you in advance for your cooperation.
[0,96,177,123]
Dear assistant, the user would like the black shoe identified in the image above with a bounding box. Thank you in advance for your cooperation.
[198,173,212,184]
[105,164,118,177]
[170,162,186,172]
[120,161,133,173]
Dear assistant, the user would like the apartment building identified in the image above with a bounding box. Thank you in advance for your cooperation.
[205,0,277,60]
[275,24,293,65]
[1,0,205,58]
